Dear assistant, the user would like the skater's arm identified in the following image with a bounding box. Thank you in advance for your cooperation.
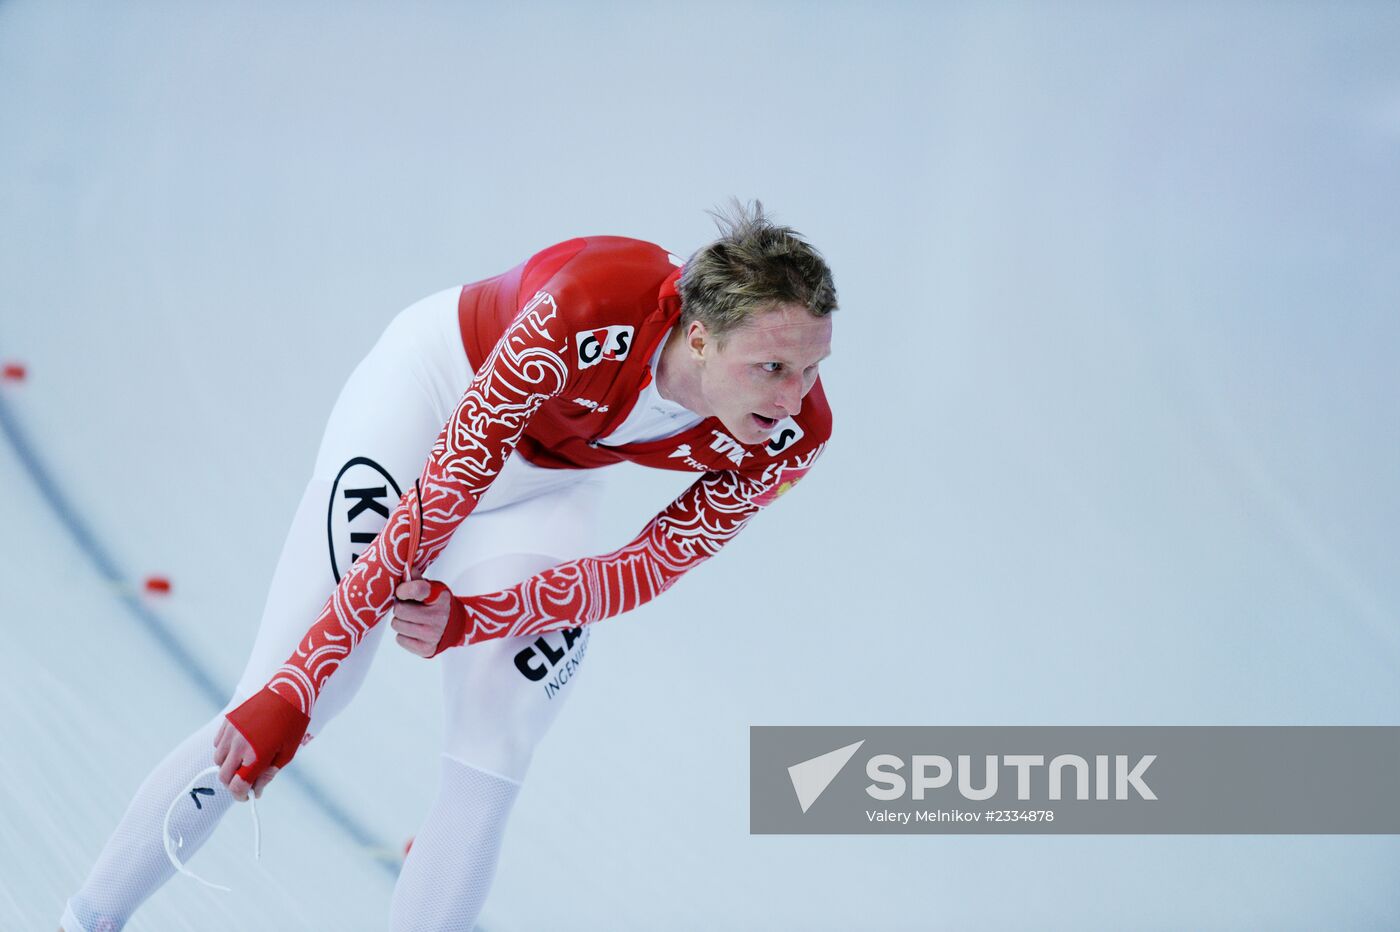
[271,290,571,706]
[222,291,573,790]
[432,442,826,649]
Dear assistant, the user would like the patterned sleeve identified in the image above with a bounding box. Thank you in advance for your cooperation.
[447,443,825,643]
[265,290,571,715]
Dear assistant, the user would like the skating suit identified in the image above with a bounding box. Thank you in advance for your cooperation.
[263,235,832,718]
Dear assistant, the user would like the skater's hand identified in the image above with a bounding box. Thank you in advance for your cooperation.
[393,578,468,658]
[213,721,280,802]
[219,686,311,800]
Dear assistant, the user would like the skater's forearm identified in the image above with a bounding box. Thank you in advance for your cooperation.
[265,291,572,715]
[444,449,822,645]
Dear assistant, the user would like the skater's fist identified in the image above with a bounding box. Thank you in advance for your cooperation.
[220,687,310,799]
[214,721,281,801]
[393,578,468,658]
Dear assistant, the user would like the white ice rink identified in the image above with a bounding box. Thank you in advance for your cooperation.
[2,2,1398,929]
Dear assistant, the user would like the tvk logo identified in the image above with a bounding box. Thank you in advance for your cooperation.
[710,430,752,467]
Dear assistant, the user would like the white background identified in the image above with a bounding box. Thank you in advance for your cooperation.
[2,2,1397,928]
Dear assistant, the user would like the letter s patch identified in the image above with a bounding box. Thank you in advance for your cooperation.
[764,417,805,456]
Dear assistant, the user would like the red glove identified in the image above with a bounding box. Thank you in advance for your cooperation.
[425,580,470,658]
[223,686,311,786]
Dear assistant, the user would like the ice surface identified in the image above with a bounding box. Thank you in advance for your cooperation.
[2,2,1398,929]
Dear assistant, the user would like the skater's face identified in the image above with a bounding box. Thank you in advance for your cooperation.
[690,302,832,446]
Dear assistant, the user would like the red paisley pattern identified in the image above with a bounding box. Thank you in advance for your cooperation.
[266,291,569,714]
[450,445,823,643]
[264,288,822,716]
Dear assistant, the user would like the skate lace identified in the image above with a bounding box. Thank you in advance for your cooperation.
[162,765,261,892]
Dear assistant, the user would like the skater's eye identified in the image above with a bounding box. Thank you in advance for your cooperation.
[760,362,783,374]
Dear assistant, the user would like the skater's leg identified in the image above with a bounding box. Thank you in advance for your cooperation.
[387,756,521,932]
[389,552,587,932]
[63,719,230,932]
[390,479,605,931]
[62,289,469,931]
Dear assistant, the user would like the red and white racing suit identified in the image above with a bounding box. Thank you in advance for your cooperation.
[227,235,831,782]
[64,235,831,932]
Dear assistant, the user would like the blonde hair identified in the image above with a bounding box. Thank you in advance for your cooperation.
[678,200,837,341]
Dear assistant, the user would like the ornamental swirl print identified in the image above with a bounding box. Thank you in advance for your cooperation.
[450,442,826,645]
[264,286,825,714]
[266,292,568,714]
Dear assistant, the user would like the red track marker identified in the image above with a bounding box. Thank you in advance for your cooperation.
[144,575,172,595]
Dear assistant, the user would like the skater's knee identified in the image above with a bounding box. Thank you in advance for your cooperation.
[441,729,536,784]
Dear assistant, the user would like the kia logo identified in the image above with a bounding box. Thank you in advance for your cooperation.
[327,456,402,582]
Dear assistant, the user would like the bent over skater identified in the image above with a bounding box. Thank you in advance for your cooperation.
[63,201,837,931]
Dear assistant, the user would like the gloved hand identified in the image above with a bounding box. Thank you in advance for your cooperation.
[392,578,469,658]
[216,687,311,801]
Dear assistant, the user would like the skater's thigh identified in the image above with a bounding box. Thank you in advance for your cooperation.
[432,475,606,783]
[226,288,467,728]
[311,285,470,485]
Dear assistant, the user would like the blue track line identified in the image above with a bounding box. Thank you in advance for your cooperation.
[0,389,400,879]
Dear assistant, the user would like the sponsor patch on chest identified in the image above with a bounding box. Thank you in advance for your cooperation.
[575,325,634,368]
[710,430,752,466]
[763,417,805,456]
[667,441,710,472]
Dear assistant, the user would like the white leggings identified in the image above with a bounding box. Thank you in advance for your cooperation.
[66,289,603,931]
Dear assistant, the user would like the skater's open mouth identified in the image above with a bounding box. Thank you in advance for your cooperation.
[751,413,779,431]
